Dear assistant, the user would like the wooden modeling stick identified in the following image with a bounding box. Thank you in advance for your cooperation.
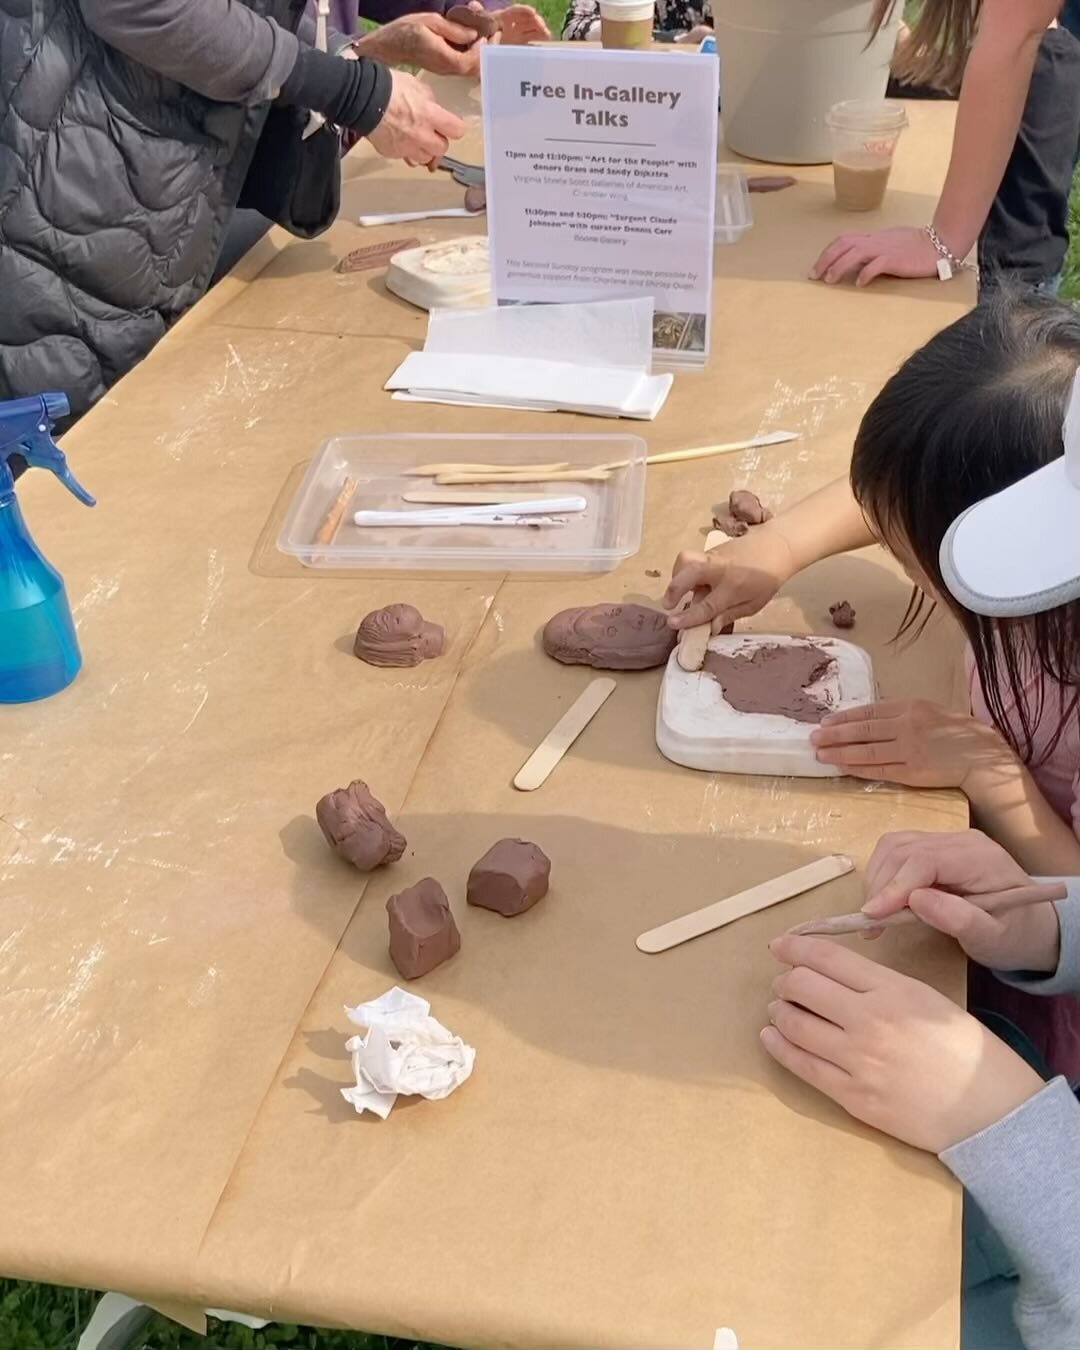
[677,528,726,672]
[405,461,571,477]
[315,476,357,546]
[636,854,854,953]
[513,678,616,791]
[401,489,542,506]
[436,468,612,485]
[790,880,1069,937]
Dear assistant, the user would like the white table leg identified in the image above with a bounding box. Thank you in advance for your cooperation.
[76,1294,153,1350]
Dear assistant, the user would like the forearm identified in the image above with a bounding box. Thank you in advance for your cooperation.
[78,0,298,103]
[766,475,873,573]
[965,755,1080,877]
[932,0,1058,257]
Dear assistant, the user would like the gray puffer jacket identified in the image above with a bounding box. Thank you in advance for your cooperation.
[0,0,299,415]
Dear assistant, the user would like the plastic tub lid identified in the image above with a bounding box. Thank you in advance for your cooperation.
[825,99,908,133]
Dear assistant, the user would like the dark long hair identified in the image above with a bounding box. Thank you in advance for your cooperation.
[851,291,1080,763]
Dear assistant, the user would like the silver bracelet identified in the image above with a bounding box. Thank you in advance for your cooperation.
[924,224,968,281]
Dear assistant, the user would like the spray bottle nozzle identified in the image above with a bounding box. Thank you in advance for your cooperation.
[0,393,95,507]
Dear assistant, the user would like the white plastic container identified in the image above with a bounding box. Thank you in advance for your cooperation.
[278,433,646,572]
[655,633,875,776]
[714,0,901,164]
[385,237,490,311]
[716,165,752,244]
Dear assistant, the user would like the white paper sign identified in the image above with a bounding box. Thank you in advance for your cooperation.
[481,46,719,362]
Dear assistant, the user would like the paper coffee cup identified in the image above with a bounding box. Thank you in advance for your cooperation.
[825,100,908,212]
[599,0,654,50]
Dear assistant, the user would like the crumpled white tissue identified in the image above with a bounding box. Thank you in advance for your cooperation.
[341,986,475,1119]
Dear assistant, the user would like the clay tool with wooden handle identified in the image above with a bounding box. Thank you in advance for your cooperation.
[790,880,1069,937]
[637,854,854,953]
[401,489,543,506]
[677,528,726,672]
[436,468,612,486]
[513,678,616,791]
[405,461,572,478]
[315,476,357,546]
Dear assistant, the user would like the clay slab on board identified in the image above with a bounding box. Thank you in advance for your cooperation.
[542,603,676,671]
[354,603,444,669]
[387,878,461,979]
[316,781,407,871]
[467,839,551,917]
[703,643,835,724]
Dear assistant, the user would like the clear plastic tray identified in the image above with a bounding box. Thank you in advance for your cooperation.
[716,166,753,245]
[278,434,647,572]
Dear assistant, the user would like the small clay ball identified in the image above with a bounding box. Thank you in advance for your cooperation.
[354,603,444,669]
[315,780,406,872]
[542,603,676,671]
[829,601,856,630]
[446,3,501,36]
[387,878,461,980]
[728,490,772,526]
[467,839,551,917]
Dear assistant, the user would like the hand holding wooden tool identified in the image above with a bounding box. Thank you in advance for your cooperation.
[676,528,726,672]
[790,880,1068,937]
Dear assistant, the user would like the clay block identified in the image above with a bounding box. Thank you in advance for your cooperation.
[387,878,461,979]
[467,839,551,917]
[447,3,501,36]
[316,780,406,872]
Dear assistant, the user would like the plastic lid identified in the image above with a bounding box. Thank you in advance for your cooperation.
[825,100,908,133]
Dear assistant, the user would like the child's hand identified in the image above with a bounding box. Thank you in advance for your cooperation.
[810,699,1010,787]
[763,935,1044,1154]
[664,528,796,632]
[860,829,1063,972]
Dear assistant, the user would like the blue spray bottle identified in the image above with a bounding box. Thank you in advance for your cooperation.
[0,394,96,704]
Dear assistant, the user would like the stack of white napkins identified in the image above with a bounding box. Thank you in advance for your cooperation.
[341,986,475,1120]
[385,296,673,420]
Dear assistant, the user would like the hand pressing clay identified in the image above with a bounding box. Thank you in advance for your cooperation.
[467,839,551,916]
[447,4,501,37]
[354,603,444,669]
[703,642,835,724]
[712,490,772,538]
[316,781,406,871]
[829,601,856,630]
[387,878,462,979]
[542,603,677,671]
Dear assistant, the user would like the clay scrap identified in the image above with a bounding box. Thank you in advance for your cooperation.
[542,603,676,670]
[387,878,462,980]
[447,3,501,36]
[703,642,835,724]
[316,780,406,871]
[336,238,419,274]
[467,839,551,916]
[747,175,797,193]
[354,603,444,668]
[829,601,856,630]
[712,490,772,538]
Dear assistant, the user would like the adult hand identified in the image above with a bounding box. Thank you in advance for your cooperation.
[810,225,943,287]
[366,69,465,164]
[663,528,796,632]
[762,934,1044,1153]
[493,4,551,44]
[810,699,1010,787]
[353,14,484,77]
[860,829,1064,972]
[675,24,714,43]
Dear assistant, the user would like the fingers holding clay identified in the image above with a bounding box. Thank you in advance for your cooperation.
[316,781,407,872]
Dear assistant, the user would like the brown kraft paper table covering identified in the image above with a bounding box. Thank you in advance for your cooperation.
[0,85,975,1349]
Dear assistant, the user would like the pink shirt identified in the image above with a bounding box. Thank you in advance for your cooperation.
[966,647,1080,1083]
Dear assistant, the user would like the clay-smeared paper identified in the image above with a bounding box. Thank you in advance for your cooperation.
[341,987,475,1119]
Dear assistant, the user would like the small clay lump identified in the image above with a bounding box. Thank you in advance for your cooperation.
[542,602,677,671]
[467,839,551,917]
[316,780,406,872]
[387,878,461,979]
[354,603,444,669]
[829,601,856,630]
[713,490,772,538]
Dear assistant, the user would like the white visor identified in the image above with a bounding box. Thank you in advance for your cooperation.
[940,368,1080,618]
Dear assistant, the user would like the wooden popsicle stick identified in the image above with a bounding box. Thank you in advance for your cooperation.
[405,461,571,477]
[677,528,726,672]
[315,476,357,546]
[513,678,616,791]
[790,880,1068,937]
[636,854,854,953]
[436,469,612,485]
[401,489,544,505]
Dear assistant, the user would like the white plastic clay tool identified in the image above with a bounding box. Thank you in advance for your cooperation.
[677,528,725,673]
[358,207,479,226]
[354,514,567,529]
[513,678,616,791]
[354,496,586,527]
[637,854,854,953]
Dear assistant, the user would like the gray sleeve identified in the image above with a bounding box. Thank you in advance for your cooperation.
[941,1078,1080,1350]
[78,0,300,103]
[997,888,1080,998]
